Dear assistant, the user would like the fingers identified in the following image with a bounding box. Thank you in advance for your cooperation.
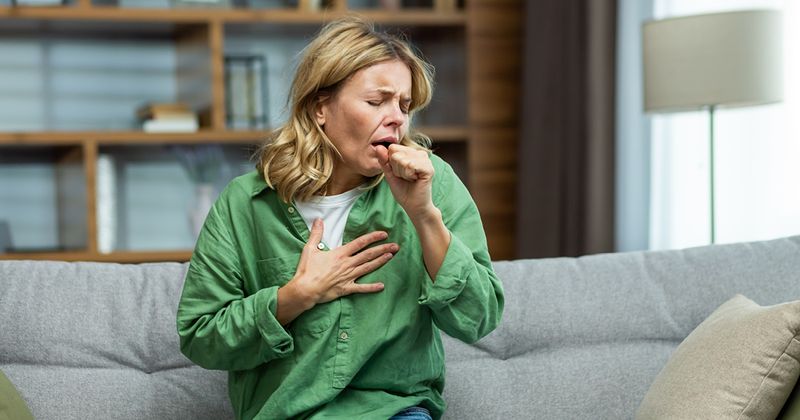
[350,250,394,278]
[375,144,390,165]
[341,230,388,255]
[344,281,385,296]
[376,145,400,184]
[388,147,416,180]
[306,218,324,249]
[390,159,418,181]
[385,145,433,182]
[351,242,398,266]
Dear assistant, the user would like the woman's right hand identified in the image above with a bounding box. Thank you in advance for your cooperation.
[276,218,398,325]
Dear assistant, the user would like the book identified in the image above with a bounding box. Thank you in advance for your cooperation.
[55,159,86,251]
[96,154,117,254]
[136,102,199,132]
[0,220,12,253]
[142,118,199,133]
[136,102,192,121]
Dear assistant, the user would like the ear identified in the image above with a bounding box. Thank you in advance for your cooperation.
[314,95,329,126]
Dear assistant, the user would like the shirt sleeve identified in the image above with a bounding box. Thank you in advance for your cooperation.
[176,187,293,371]
[417,156,505,344]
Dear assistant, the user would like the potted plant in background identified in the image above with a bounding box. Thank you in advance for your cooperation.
[169,144,229,240]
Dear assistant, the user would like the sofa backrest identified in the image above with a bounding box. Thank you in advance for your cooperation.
[441,235,800,419]
[0,261,233,420]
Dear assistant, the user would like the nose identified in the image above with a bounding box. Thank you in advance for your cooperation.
[384,102,406,128]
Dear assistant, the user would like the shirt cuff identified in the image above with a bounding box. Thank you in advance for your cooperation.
[418,233,471,310]
[254,286,294,360]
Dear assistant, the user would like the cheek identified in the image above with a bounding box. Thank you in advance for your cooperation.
[326,103,385,157]
[343,108,380,143]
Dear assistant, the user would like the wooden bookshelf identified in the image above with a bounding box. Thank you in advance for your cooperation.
[0,0,522,262]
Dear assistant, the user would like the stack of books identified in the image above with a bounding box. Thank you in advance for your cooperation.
[225,55,268,130]
[137,103,199,133]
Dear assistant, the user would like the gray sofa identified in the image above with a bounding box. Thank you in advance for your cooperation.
[1,235,799,419]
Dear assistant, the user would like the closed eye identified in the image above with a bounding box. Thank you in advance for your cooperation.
[368,100,410,115]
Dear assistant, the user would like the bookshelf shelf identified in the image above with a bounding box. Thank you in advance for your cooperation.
[0,6,466,25]
[0,250,193,263]
[0,0,522,262]
[0,126,467,145]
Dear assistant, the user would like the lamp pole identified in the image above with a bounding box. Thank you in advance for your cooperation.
[709,104,716,244]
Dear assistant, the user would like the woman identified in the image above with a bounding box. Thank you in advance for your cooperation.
[177,16,504,420]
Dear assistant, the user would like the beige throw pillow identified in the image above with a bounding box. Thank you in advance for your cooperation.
[637,294,800,420]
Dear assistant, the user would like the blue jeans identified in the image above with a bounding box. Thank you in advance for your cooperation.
[389,406,432,420]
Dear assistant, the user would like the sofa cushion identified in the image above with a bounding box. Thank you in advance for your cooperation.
[636,294,800,420]
[442,335,673,420]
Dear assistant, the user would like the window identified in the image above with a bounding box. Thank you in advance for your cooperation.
[649,0,800,249]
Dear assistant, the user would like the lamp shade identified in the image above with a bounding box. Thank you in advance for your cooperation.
[643,10,783,112]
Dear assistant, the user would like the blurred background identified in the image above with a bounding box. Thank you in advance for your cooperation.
[0,0,796,263]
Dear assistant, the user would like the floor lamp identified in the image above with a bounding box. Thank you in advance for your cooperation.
[643,10,783,244]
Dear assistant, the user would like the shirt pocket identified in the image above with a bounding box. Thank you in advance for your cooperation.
[256,254,299,287]
[256,254,336,334]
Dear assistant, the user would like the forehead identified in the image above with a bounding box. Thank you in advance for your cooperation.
[346,60,412,96]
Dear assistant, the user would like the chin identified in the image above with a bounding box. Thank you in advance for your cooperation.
[360,161,383,177]
[362,168,383,178]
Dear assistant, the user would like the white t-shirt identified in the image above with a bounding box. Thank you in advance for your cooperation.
[294,186,366,249]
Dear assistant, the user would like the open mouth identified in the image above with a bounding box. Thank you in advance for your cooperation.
[372,137,398,150]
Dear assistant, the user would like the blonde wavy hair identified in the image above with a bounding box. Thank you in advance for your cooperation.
[255,16,435,202]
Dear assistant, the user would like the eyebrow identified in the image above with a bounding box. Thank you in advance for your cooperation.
[374,88,412,102]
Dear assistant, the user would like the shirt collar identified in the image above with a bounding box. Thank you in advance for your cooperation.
[250,174,272,198]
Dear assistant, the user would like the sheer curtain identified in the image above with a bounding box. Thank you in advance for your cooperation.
[649,0,800,249]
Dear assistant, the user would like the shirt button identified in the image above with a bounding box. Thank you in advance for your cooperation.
[339,331,349,340]
[317,242,325,250]
[287,207,295,214]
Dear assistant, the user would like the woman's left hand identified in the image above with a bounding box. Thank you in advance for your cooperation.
[376,144,436,221]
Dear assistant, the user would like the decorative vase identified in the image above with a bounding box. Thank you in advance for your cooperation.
[189,183,215,240]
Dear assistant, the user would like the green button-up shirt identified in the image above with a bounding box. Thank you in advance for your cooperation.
[177,154,504,420]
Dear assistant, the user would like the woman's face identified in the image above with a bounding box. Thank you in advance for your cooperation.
[315,59,412,190]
